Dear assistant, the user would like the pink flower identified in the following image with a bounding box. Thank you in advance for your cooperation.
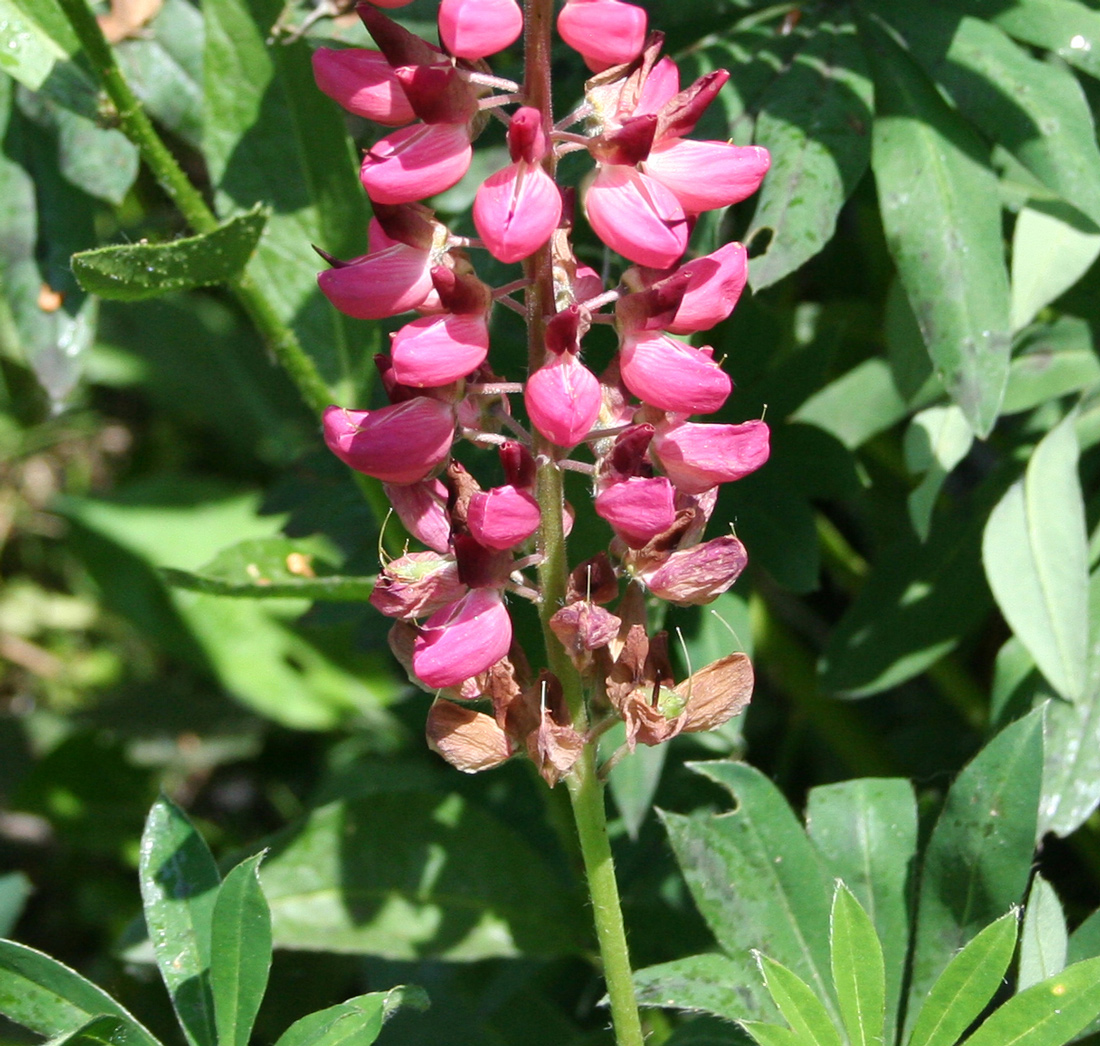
[525,354,602,447]
[317,243,433,320]
[651,419,771,494]
[323,398,455,485]
[595,476,676,548]
[557,0,647,72]
[643,139,771,214]
[360,122,473,205]
[412,588,513,688]
[370,551,467,618]
[661,243,748,335]
[585,165,688,269]
[311,48,415,125]
[638,535,748,605]
[390,312,489,387]
[619,332,731,414]
[467,485,541,549]
[385,478,452,552]
[439,0,523,59]
[634,57,680,117]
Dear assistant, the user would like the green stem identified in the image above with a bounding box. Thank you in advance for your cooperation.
[54,0,332,417]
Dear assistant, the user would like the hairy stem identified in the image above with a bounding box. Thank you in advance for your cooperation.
[54,0,332,417]
[522,2,644,1045]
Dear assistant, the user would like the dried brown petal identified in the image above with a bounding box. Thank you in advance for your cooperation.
[678,652,754,733]
[426,699,512,773]
[566,552,619,604]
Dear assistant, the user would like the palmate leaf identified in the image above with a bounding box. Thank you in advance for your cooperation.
[634,954,773,1024]
[864,15,1011,436]
[829,886,885,1046]
[756,956,842,1046]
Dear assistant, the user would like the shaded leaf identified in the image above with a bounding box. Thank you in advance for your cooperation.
[1019,875,1068,992]
[605,720,666,840]
[865,18,1011,436]
[162,536,374,601]
[906,910,1019,1046]
[792,358,909,451]
[1011,204,1100,332]
[988,0,1100,81]
[748,13,873,289]
[829,886,884,1046]
[1003,317,1100,417]
[661,762,837,1025]
[634,954,774,1024]
[805,779,915,1045]
[258,794,586,960]
[272,986,429,1046]
[904,709,1044,1036]
[139,796,220,1046]
[0,940,160,1046]
[963,957,1100,1046]
[72,209,267,301]
[0,872,31,937]
[983,413,1089,701]
[54,1016,161,1046]
[904,404,974,541]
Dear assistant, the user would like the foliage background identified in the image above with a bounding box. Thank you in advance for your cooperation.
[4,0,1100,1042]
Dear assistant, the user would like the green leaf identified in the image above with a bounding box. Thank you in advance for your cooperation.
[904,709,1044,1037]
[983,413,1090,701]
[0,0,69,90]
[634,954,775,1024]
[906,910,1020,1046]
[792,358,909,451]
[1068,907,1100,963]
[139,796,220,1046]
[258,793,586,960]
[865,18,1011,436]
[757,955,843,1046]
[806,779,915,1046]
[988,0,1100,81]
[1003,317,1100,417]
[904,405,974,541]
[272,986,429,1046]
[0,872,31,937]
[747,13,873,289]
[1019,875,1068,993]
[202,0,370,397]
[0,940,160,1046]
[72,209,268,301]
[740,1023,803,1046]
[829,886,884,1046]
[54,1017,162,1046]
[604,720,666,840]
[661,762,838,1026]
[963,957,1100,1046]
[162,537,374,601]
[1011,204,1100,332]
[210,856,272,1046]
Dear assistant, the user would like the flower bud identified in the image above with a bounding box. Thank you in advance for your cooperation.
[360,122,473,205]
[643,139,771,214]
[473,162,562,263]
[619,332,731,414]
[316,243,433,320]
[439,0,523,59]
[384,478,452,552]
[595,476,676,548]
[412,588,513,689]
[467,485,541,550]
[557,0,647,72]
[390,312,489,387]
[311,48,416,125]
[638,534,748,605]
[426,698,512,772]
[507,107,550,165]
[651,419,770,494]
[323,398,455,485]
[370,551,467,618]
[585,165,688,269]
[524,354,602,447]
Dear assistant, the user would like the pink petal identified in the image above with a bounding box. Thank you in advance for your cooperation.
[666,242,748,335]
[311,47,415,125]
[643,138,771,213]
[391,312,489,387]
[557,0,647,72]
[585,165,688,269]
[317,243,433,320]
[635,57,682,117]
[385,479,452,551]
[413,588,513,688]
[439,0,523,59]
[360,122,473,205]
[619,332,731,414]
[323,398,455,485]
[595,476,676,548]
[467,485,541,549]
[473,162,562,263]
[524,355,602,447]
[652,419,771,494]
